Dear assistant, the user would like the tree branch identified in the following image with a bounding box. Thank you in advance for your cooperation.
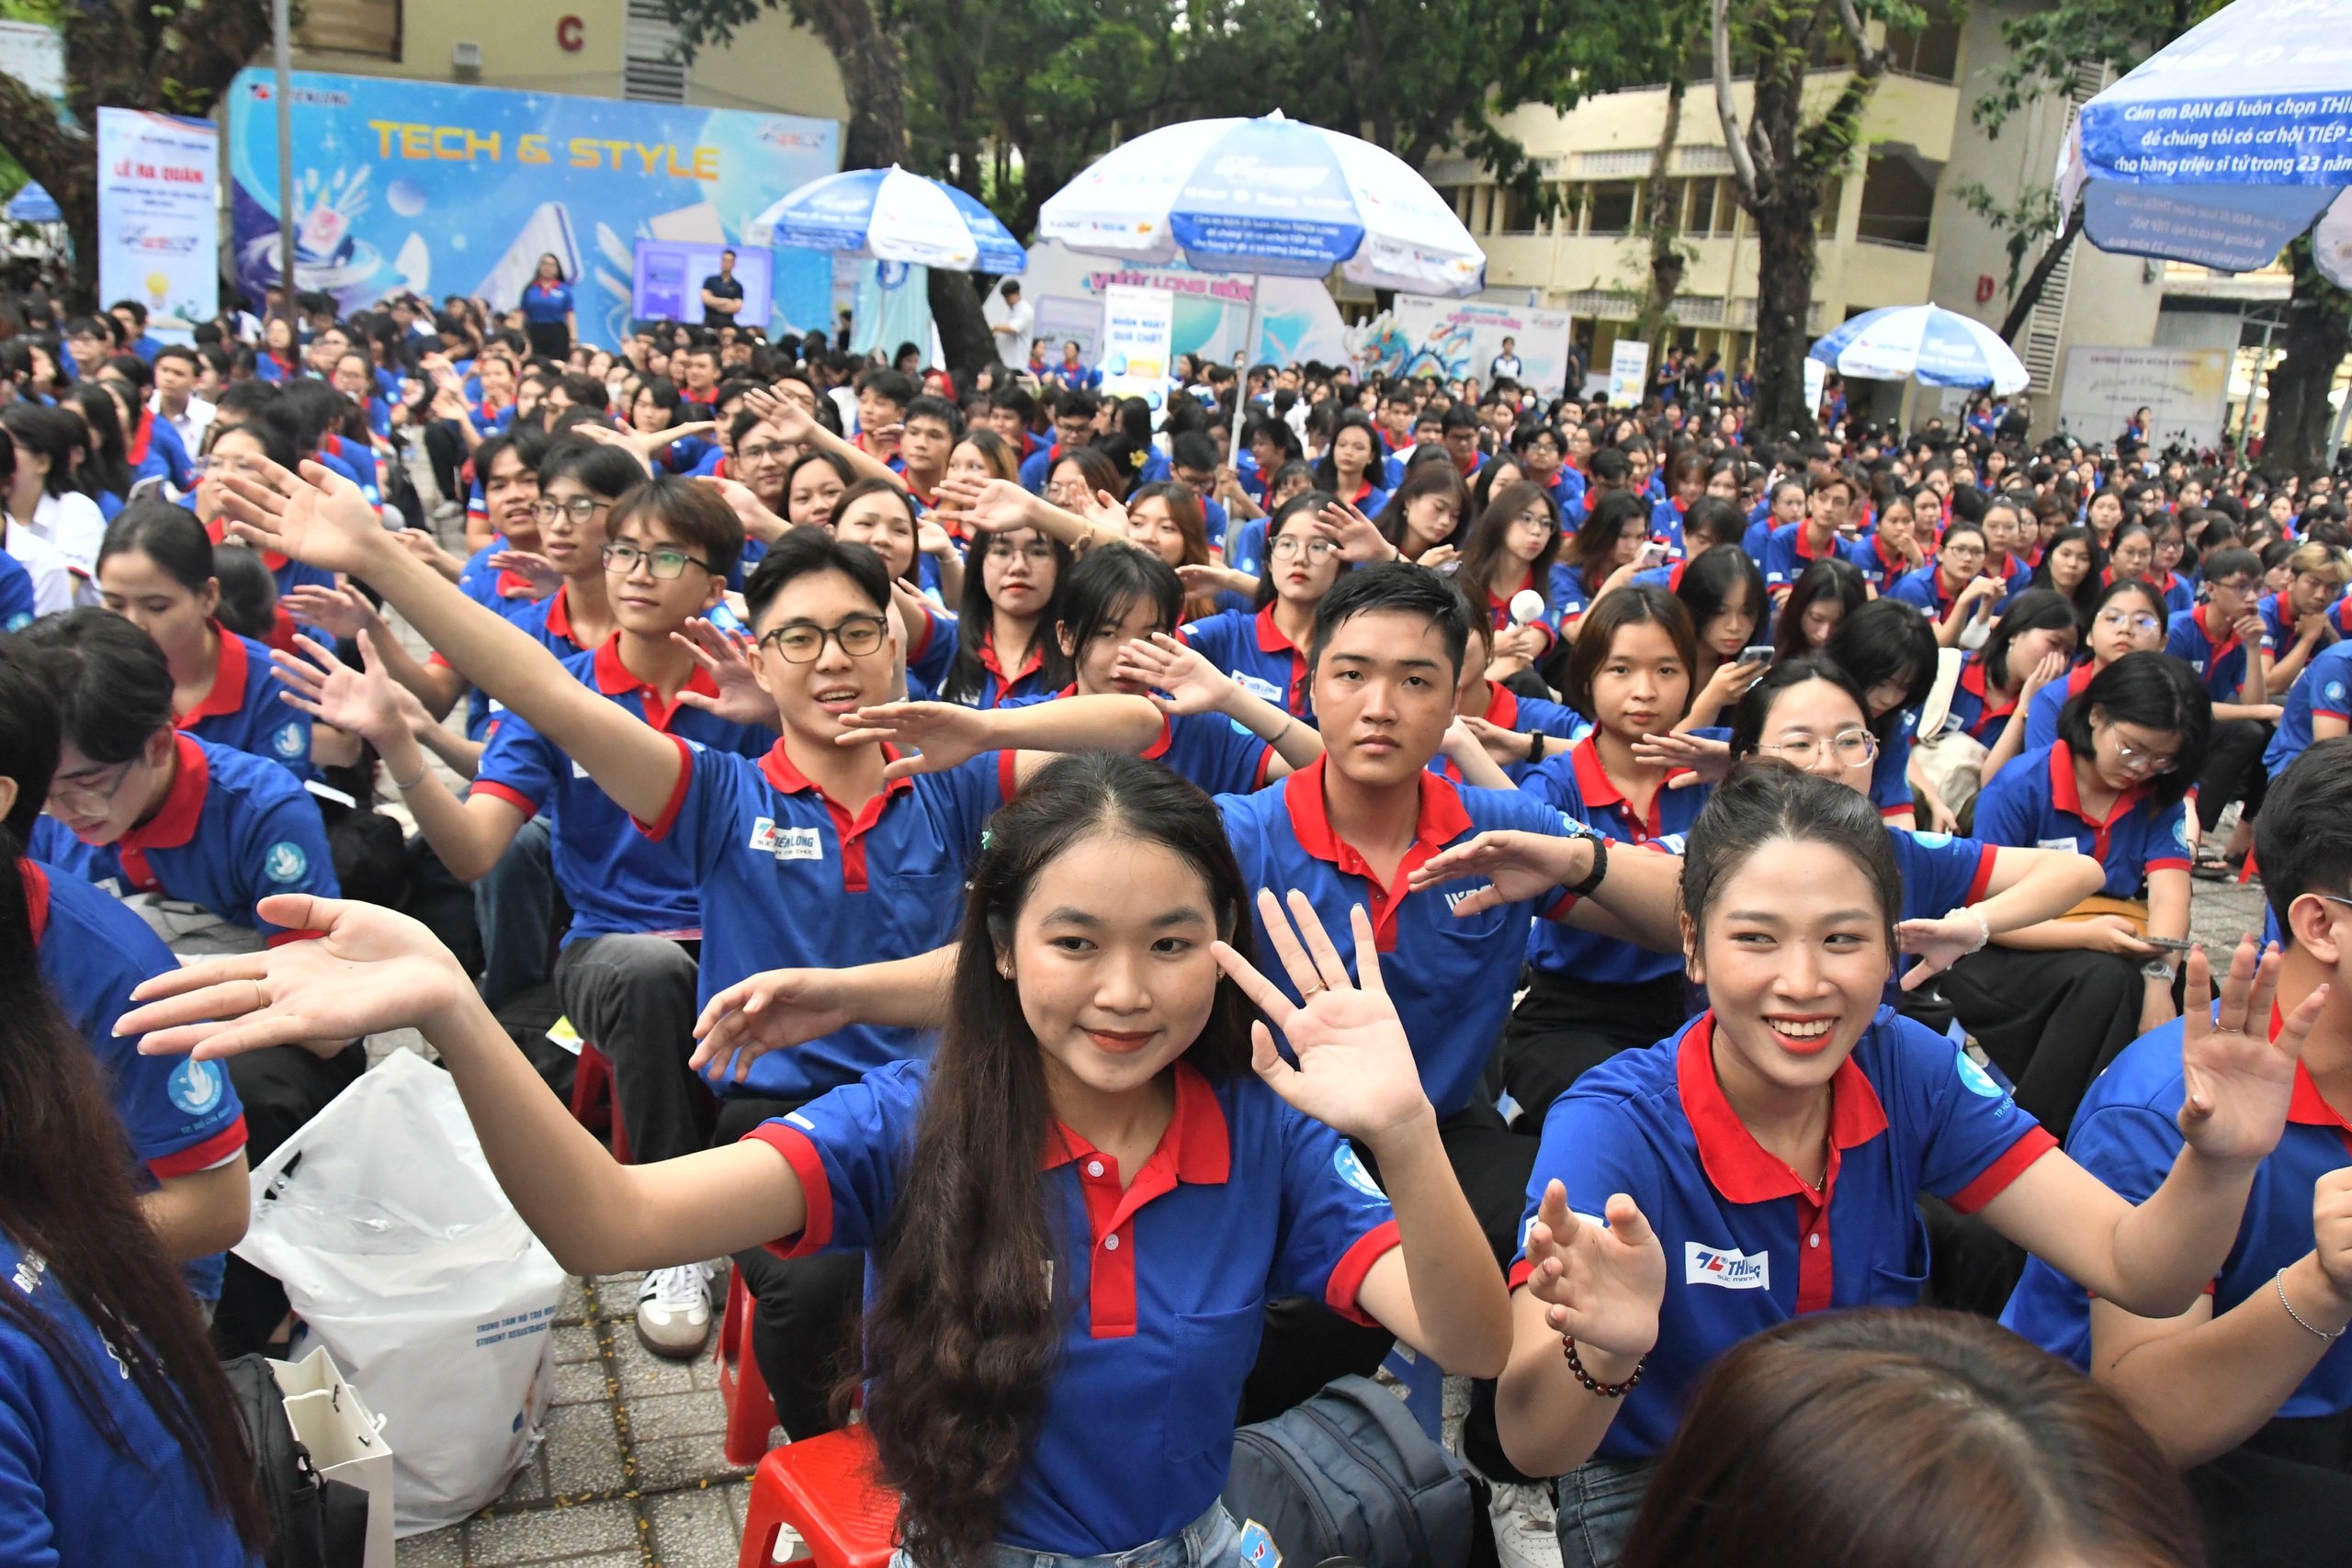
[1712,0,1758,196]
[1997,200,2084,342]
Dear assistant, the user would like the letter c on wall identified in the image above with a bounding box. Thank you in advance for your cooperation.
[557,15,584,51]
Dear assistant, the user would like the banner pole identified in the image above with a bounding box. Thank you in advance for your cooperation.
[1228,268,1263,470]
[273,0,296,341]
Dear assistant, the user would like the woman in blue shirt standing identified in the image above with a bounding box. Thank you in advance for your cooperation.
[520,254,577,362]
[0,847,266,1567]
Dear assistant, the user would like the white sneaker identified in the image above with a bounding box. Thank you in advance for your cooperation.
[1488,1478,1563,1568]
[634,1262,716,1359]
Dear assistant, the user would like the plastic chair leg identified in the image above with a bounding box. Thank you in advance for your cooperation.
[717,1269,779,1466]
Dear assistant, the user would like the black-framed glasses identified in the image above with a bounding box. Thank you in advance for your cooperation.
[603,541,718,580]
[535,496,609,524]
[758,614,888,663]
[736,441,795,464]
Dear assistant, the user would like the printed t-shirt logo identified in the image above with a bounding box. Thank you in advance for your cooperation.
[264,841,308,883]
[1684,1241,1769,1289]
[747,818,824,861]
[2328,680,2347,706]
[1913,831,1952,848]
[168,1057,224,1116]
[1955,1051,2004,1099]
[1333,1145,1386,1201]
[272,721,305,759]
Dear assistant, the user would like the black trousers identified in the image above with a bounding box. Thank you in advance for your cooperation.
[711,1095,866,1442]
[552,933,713,1166]
[2188,1409,2352,1568]
[1939,945,2151,1140]
[525,321,571,361]
[2196,716,2274,826]
[211,1042,368,1359]
[1500,969,1690,1127]
[422,420,468,512]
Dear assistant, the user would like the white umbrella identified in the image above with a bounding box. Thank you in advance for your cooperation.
[1809,304,2030,394]
[2057,0,2352,285]
[747,165,1024,275]
[1039,111,1486,459]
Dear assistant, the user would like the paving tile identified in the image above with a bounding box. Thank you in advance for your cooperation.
[394,1524,466,1568]
[554,1358,614,1406]
[467,1497,639,1565]
[560,1276,590,1325]
[630,1431,754,1492]
[553,1325,605,1366]
[609,1331,701,1398]
[499,1450,551,1506]
[622,1388,729,1442]
[540,1400,629,1495]
[646,1486,742,1568]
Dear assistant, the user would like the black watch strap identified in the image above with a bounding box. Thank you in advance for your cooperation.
[1527,729,1546,764]
[1565,834,1609,899]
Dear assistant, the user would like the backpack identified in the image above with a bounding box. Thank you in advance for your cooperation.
[1223,1375,1481,1568]
[223,1353,370,1568]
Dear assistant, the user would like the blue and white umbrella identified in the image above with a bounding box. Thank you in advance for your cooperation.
[1808,304,2031,394]
[2057,0,2352,286]
[4,184,59,224]
[1037,111,1484,296]
[747,165,1024,275]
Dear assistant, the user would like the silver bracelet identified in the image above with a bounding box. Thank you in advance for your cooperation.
[390,760,429,793]
[2276,1268,2347,1341]
[1947,906,1991,955]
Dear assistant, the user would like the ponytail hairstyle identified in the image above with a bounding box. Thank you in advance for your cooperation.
[69,384,134,499]
[0,837,268,1550]
[856,754,1255,1568]
[1682,759,1903,960]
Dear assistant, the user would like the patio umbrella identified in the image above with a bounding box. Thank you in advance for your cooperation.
[2057,0,2352,285]
[1037,111,1485,459]
[1808,304,2031,395]
[747,165,1024,275]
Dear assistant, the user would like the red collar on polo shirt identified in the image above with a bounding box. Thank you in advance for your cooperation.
[1253,605,1310,713]
[978,628,1045,689]
[1792,523,1838,563]
[1676,1010,1889,1314]
[176,624,248,728]
[2047,739,2150,863]
[126,407,153,467]
[18,857,49,942]
[1568,735,1680,842]
[1346,479,1376,507]
[1042,1061,1230,1338]
[2066,661,2097,698]
[207,515,287,573]
[757,740,916,893]
[1957,657,2015,724]
[2192,602,2241,660]
[113,733,209,892]
[1482,681,1520,728]
[545,584,579,646]
[592,634,718,734]
[1280,756,1472,952]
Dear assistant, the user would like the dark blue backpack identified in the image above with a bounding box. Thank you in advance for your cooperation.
[1223,1374,1481,1568]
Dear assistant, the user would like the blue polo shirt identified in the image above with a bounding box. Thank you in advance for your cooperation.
[0,1233,260,1568]
[1761,523,1865,590]
[1973,741,2190,897]
[1179,606,1313,720]
[2002,1010,2352,1424]
[1222,518,1268,580]
[473,640,770,945]
[1887,829,1998,923]
[1521,738,1707,987]
[1852,533,1913,592]
[177,624,311,781]
[1216,758,1576,1118]
[2256,591,2306,657]
[29,734,338,941]
[2150,570,2195,618]
[2165,605,2262,703]
[1885,564,1965,618]
[2265,638,2352,777]
[1871,707,1918,818]
[1942,656,2021,745]
[1513,1007,2058,1460]
[745,1056,1397,1557]
[1005,686,1275,798]
[0,551,30,632]
[961,629,1055,710]
[521,279,573,325]
[1426,682,1588,787]
[447,540,560,740]
[503,583,598,665]
[2022,661,2098,752]
[641,737,1004,1098]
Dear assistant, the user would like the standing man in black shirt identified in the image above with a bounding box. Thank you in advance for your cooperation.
[699,250,745,329]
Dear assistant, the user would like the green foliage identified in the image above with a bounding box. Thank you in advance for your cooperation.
[1970,0,2216,138]
[1952,179,2062,300]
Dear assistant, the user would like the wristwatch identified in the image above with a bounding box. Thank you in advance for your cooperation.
[1565,834,1610,899]
[1527,730,1547,764]
[2141,959,2177,982]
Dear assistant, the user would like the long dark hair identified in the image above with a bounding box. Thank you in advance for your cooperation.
[1823,597,1937,743]
[70,385,134,498]
[942,522,1074,705]
[1771,556,1867,658]
[1977,589,2079,694]
[1456,479,1562,612]
[2028,524,2105,630]
[1374,459,1467,558]
[856,754,1256,1567]
[1675,544,1765,656]
[1683,760,1902,956]
[1620,1309,2202,1568]
[1566,490,1647,597]
[0,840,267,1549]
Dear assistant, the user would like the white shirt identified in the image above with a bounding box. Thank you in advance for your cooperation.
[989,297,1035,351]
[2,519,85,614]
[149,389,215,455]
[1489,354,1522,379]
[25,490,107,577]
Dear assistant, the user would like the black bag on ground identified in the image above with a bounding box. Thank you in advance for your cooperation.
[223,1352,370,1568]
[1224,1374,1480,1568]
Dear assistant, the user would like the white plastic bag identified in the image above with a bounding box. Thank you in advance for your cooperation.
[235,1049,565,1535]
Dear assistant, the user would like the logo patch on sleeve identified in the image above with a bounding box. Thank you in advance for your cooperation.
[1684,1241,1770,1289]
[1333,1145,1387,1201]
[263,841,308,883]
[168,1057,224,1116]
[272,721,305,759]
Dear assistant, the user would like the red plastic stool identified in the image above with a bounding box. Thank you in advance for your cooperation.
[569,1042,629,1163]
[716,1269,779,1465]
[736,1426,900,1568]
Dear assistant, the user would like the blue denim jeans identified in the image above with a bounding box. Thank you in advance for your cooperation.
[1555,1456,1657,1568]
[473,813,553,1012]
[896,1503,1241,1568]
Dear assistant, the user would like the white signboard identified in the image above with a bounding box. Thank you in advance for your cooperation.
[1608,339,1650,405]
[1098,283,1175,409]
[2057,345,2230,452]
[1804,357,1828,421]
[1352,297,1577,398]
[0,20,62,101]
[96,108,219,334]
[1015,239,1351,370]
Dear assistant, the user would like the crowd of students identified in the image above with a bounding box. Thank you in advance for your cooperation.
[6,288,2352,1568]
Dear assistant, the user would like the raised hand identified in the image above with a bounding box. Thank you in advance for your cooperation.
[283,583,385,643]
[270,631,417,751]
[1519,1180,1665,1362]
[1457,713,1535,766]
[670,617,780,729]
[690,968,854,1083]
[1085,489,1132,536]
[216,458,389,578]
[933,475,1045,537]
[1630,729,1732,787]
[487,549,565,596]
[117,896,476,1060]
[2178,937,2325,1165]
[1405,829,1596,919]
[835,701,992,779]
[1315,499,1394,562]
[700,477,789,545]
[741,387,817,446]
[1211,893,1430,1143]
[1112,632,1236,715]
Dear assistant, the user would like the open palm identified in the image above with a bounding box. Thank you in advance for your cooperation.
[271,632,415,752]
[1114,633,1234,716]
[2179,936,2323,1163]
[1521,1180,1664,1361]
[835,701,989,779]
[217,458,386,577]
[1211,891,1430,1143]
[1405,829,1592,919]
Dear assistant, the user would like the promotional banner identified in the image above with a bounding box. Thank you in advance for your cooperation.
[96,109,219,338]
[1098,284,1175,408]
[1608,339,1651,405]
[2057,344,2230,451]
[1008,239,1351,370]
[226,69,838,348]
[1348,297,1575,396]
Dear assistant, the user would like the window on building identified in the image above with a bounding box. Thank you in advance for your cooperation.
[1687,177,1715,238]
[1857,155,1936,247]
[1886,6,1962,81]
[1589,182,1638,235]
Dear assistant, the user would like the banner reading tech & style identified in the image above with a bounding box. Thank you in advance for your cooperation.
[96,108,218,337]
[226,70,838,349]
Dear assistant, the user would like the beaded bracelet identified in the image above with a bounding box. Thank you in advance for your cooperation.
[1562,1335,1645,1398]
